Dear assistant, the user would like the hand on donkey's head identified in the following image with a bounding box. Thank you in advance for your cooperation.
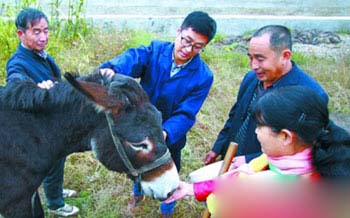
[64,72,148,111]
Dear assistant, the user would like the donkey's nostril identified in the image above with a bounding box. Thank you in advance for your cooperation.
[167,189,176,198]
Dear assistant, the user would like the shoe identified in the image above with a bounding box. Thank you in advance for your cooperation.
[62,189,77,198]
[48,204,79,217]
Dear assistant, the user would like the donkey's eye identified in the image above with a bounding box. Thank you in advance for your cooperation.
[132,143,148,149]
[127,137,152,153]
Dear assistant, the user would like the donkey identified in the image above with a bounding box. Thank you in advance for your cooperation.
[0,72,179,218]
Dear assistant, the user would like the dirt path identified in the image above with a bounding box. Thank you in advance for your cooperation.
[330,113,350,133]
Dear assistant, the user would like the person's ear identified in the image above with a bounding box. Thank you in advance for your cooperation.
[281,49,291,60]
[16,29,25,38]
[176,27,181,35]
[279,129,295,146]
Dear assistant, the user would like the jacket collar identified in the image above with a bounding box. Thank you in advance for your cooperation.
[162,42,201,73]
[19,43,47,59]
[266,61,300,88]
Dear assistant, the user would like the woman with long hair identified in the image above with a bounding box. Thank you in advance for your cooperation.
[165,86,350,217]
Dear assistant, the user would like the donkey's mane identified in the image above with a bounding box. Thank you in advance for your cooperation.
[0,73,106,112]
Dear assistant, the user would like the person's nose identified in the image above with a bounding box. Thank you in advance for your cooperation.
[39,32,48,41]
[250,59,259,70]
[184,45,193,52]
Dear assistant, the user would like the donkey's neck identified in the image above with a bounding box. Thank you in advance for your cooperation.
[46,100,105,159]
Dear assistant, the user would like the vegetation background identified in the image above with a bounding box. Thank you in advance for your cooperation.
[0,0,349,217]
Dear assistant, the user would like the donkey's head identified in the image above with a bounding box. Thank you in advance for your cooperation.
[64,72,179,200]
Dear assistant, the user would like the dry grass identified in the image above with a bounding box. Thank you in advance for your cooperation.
[8,29,350,217]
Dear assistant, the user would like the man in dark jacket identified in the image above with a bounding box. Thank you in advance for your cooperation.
[204,25,328,167]
[6,8,79,217]
[100,11,217,218]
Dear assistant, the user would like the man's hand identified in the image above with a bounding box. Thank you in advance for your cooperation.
[99,68,115,78]
[204,150,219,165]
[164,181,194,204]
[37,80,55,89]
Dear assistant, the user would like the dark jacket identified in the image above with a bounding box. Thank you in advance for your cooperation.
[6,43,61,83]
[212,62,329,162]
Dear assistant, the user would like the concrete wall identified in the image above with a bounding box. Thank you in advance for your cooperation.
[4,0,350,36]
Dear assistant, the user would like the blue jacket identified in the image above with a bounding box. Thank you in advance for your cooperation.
[212,62,329,162]
[100,40,213,150]
[6,43,61,83]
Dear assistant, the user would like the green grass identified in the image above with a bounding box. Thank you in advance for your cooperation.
[292,52,350,113]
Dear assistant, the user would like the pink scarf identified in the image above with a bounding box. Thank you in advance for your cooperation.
[267,148,314,175]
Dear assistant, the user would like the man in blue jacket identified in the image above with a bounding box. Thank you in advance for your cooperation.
[204,25,328,167]
[100,11,217,218]
[6,8,79,217]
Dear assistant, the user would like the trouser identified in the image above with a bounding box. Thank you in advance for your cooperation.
[133,145,182,214]
[43,157,66,210]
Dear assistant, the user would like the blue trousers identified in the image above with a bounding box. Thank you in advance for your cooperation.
[133,183,177,214]
[43,157,66,210]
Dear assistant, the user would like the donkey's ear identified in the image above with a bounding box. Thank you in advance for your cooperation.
[64,73,94,100]
[110,74,148,107]
[64,73,120,110]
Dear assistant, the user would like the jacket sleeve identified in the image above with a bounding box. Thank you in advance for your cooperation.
[211,102,238,155]
[211,72,257,155]
[6,53,61,83]
[99,41,154,78]
[163,73,213,146]
[194,179,217,202]
[6,57,31,82]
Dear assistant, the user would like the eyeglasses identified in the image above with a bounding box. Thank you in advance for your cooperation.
[180,35,205,52]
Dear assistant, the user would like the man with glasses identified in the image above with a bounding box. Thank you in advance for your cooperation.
[99,11,216,218]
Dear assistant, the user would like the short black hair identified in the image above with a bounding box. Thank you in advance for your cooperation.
[15,8,48,32]
[181,11,217,43]
[252,25,292,52]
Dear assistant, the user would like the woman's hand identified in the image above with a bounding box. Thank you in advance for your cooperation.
[164,181,194,203]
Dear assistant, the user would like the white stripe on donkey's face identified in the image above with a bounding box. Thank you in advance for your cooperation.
[125,137,180,200]
[90,137,179,200]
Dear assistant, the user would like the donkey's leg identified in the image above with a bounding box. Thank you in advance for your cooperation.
[2,196,34,218]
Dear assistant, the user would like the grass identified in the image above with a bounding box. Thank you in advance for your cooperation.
[3,27,350,217]
[1,2,350,217]
[292,52,350,113]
